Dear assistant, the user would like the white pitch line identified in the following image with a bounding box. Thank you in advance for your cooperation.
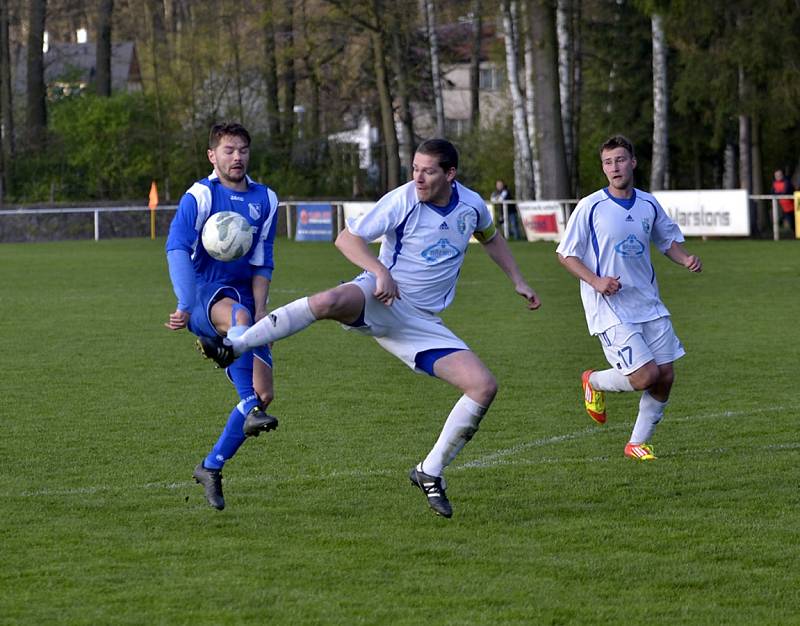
[14,405,790,498]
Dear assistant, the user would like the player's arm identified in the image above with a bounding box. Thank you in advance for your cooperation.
[164,194,200,330]
[664,241,702,272]
[480,233,541,310]
[252,274,271,321]
[557,253,621,296]
[335,228,399,305]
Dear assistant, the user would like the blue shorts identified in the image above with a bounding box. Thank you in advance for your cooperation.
[188,281,272,367]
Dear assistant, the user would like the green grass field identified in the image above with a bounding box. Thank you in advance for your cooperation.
[1,238,798,624]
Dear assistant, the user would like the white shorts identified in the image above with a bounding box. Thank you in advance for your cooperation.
[596,317,685,375]
[342,272,469,373]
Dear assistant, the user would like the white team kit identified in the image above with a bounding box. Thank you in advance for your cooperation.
[556,187,686,373]
[345,179,496,371]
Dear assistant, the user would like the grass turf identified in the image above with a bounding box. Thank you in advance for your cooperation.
[0,238,798,624]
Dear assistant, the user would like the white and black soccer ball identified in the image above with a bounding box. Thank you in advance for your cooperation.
[201,211,254,262]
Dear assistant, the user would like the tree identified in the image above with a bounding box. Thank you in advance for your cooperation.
[0,0,14,200]
[26,0,48,149]
[468,0,482,132]
[369,0,400,189]
[95,0,114,96]
[650,12,668,190]
[262,1,281,142]
[501,0,534,200]
[557,0,580,196]
[527,0,569,199]
[423,0,445,136]
[280,0,296,157]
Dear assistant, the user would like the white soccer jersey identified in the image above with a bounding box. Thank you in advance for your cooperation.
[347,180,495,313]
[556,187,685,335]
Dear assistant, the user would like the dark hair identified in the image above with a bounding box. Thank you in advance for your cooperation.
[209,122,251,150]
[599,135,634,159]
[416,138,459,171]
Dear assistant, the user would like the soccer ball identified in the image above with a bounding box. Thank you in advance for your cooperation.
[201,211,254,262]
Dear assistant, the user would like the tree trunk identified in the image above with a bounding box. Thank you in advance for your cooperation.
[528,0,569,200]
[501,0,534,200]
[281,0,296,159]
[556,0,574,195]
[262,1,281,142]
[389,17,414,176]
[738,71,751,193]
[522,1,541,198]
[423,0,444,137]
[0,0,14,198]
[650,13,669,190]
[469,0,481,132]
[723,143,736,189]
[95,0,114,96]
[370,1,400,190]
[26,0,47,149]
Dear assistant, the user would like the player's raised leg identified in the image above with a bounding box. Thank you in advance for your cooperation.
[198,284,365,368]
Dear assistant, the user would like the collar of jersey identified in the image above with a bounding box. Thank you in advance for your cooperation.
[603,187,637,210]
[208,171,255,189]
[423,183,460,216]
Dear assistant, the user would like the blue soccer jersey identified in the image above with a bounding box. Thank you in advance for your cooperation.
[556,187,685,335]
[347,180,496,313]
[166,173,279,299]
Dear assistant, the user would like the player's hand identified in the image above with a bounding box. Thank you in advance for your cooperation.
[515,282,541,310]
[165,309,190,330]
[593,276,621,297]
[374,270,400,306]
[685,255,702,273]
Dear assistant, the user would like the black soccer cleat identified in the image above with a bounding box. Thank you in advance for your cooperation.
[409,467,452,518]
[196,335,236,369]
[243,406,279,438]
[193,463,225,510]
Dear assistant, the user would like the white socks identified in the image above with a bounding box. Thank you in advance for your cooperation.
[421,395,487,477]
[229,297,316,353]
[630,391,667,444]
[590,368,635,392]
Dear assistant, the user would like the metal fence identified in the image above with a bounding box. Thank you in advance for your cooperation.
[0,195,794,243]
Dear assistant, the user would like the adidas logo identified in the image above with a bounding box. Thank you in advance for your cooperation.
[625,215,634,222]
[439,222,449,230]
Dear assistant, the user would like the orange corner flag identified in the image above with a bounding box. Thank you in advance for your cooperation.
[148,181,159,210]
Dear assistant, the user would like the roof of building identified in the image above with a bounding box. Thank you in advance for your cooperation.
[14,41,141,92]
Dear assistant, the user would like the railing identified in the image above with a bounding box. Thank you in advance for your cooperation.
[750,195,795,241]
[0,195,795,243]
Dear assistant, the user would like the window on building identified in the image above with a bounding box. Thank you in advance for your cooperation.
[479,67,504,91]
[445,118,470,137]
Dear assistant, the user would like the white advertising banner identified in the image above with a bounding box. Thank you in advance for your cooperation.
[517,201,566,242]
[653,189,750,236]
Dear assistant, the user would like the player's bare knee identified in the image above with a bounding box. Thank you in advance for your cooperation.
[470,373,497,406]
[308,289,342,319]
[234,308,252,326]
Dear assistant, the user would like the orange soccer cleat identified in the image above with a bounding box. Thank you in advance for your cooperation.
[624,442,657,461]
[581,369,607,424]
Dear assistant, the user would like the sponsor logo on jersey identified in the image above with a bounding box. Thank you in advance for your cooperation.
[614,234,646,257]
[421,238,460,263]
[439,222,449,230]
[456,209,477,235]
[249,202,261,220]
[625,215,634,222]
[230,195,244,201]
